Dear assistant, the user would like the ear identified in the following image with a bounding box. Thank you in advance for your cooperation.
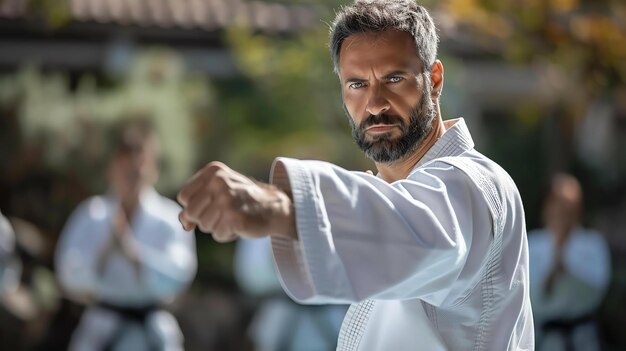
[430,59,444,100]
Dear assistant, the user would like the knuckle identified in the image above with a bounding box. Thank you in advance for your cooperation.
[179,180,204,204]
[181,212,193,226]
[208,172,229,191]
[178,211,187,223]
[210,160,226,168]
[212,232,232,243]
[197,219,213,233]
[185,209,199,222]
[203,162,216,172]
[214,173,229,186]
[177,189,189,205]
[205,161,226,173]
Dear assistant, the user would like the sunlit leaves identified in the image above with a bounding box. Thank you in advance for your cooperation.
[439,0,625,89]
[222,22,372,172]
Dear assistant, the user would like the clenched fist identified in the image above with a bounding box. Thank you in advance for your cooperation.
[177,162,297,242]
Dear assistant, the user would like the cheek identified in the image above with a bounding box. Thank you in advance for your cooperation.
[389,84,423,109]
[139,157,158,177]
[343,91,366,118]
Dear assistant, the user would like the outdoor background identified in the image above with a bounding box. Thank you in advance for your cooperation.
[0,0,625,350]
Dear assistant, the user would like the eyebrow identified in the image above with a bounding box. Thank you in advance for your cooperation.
[345,77,367,84]
[344,70,411,84]
[382,70,410,79]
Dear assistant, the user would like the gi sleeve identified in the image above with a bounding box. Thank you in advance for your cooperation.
[270,157,492,306]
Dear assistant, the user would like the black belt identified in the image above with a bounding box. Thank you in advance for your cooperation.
[541,313,596,351]
[96,302,162,351]
[97,302,160,323]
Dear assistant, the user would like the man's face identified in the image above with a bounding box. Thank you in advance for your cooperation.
[108,136,158,201]
[543,183,581,242]
[338,30,436,163]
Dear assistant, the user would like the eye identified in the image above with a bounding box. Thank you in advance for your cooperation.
[349,82,366,89]
[388,76,404,83]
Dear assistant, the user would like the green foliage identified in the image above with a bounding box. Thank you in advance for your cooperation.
[0,49,212,196]
[27,0,72,27]
[214,22,373,176]
[441,0,626,91]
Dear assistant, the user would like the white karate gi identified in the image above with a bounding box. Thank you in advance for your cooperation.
[270,118,534,350]
[0,212,20,296]
[56,188,197,351]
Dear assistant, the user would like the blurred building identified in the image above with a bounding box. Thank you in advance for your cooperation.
[0,0,317,76]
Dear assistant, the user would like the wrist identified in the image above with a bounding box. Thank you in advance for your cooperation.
[272,190,297,240]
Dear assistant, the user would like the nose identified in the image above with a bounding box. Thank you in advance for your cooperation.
[365,85,390,116]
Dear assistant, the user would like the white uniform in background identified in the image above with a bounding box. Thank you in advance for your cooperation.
[529,227,611,351]
[56,188,197,351]
[270,119,534,351]
[0,212,21,296]
[234,237,346,351]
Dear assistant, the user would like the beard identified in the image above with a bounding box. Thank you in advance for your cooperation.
[345,80,437,164]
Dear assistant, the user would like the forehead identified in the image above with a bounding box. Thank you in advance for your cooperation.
[338,30,420,75]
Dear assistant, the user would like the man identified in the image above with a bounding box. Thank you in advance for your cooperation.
[0,211,19,299]
[529,174,610,351]
[178,0,534,349]
[56,118,197,351]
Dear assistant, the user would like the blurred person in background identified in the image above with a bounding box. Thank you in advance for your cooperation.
[0,215,60,350]
[55,118,197,351]
[529,173,611,351]
[234,237,346,351]
[0,211,20,304]
[0,211,21,348]
[178,1,534,349]
[0,212,54,350]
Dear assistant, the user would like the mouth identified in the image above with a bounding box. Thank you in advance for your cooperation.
[365,124,399,134]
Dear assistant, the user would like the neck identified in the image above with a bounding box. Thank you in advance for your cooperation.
[376,116,446,183]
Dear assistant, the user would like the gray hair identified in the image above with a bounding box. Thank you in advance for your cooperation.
[329,0,439,74]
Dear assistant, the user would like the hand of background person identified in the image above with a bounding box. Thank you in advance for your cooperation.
[544,246,566,296]
[97,207,143,280]
[177,162,296,243]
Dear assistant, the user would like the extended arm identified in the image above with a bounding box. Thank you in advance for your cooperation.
[178,158,492,306]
